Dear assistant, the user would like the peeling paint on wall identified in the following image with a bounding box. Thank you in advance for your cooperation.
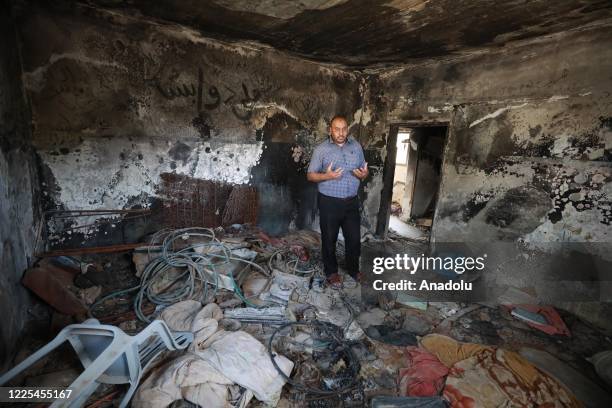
[374,22,612,261]
[19,5,368,240]
[353,106,373,127]
[468,103,528,128]
[427,104,453,113]
[39,139,264,212]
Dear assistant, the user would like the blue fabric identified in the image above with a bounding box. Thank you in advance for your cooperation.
[307,137,366,198]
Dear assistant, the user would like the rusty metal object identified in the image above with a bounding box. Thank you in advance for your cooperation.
[41,208,153,253]
[22,260,88,315]
[159,173,257,228]
[46,209,151,217]
[222,184,258,225]
[85,389,121,408]
[98,304,156,326]
[36,243,145,257]
[43,209,152,233]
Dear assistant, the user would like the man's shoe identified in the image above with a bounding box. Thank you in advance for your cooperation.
[354,272,365,284]
[326,273,343,290]
[350,272,364,284]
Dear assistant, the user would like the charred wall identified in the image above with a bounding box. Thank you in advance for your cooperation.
[16,4,370,244]
[374,23,612,328]
[0,1,42,369]
[13,4,611,328]
[376,23,612,246]
[409,127,446,218]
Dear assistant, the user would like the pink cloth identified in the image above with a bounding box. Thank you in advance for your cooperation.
[399,346,449,397]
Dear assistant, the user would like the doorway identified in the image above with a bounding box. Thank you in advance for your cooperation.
[376,124,448,241]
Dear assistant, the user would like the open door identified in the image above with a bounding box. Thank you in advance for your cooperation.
[377,124,448,241]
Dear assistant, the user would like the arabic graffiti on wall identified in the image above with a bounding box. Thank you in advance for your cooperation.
[151,67,270,121]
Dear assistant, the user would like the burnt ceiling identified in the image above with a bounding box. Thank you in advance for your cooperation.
[23,0,612,67]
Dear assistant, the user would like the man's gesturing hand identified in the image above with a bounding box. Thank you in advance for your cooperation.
[325,161,343,180]
[352,162,369,180]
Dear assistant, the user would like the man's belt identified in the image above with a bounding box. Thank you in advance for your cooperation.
[320,193,357,202]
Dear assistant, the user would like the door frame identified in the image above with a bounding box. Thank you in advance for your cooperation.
[375,121,450,238]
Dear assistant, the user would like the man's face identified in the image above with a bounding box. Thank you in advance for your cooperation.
[330,118,348,145]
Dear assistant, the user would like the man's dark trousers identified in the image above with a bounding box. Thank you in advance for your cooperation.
[318,193,361,278]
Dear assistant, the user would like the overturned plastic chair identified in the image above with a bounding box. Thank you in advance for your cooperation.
[0,318,193,407]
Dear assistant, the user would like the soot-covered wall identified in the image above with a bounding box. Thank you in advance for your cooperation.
[0,3,41,368]
[373,23,612,328]
[17,4,372,242]
[375,23,611,247]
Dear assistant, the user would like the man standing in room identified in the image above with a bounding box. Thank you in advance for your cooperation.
[307,115,368,288]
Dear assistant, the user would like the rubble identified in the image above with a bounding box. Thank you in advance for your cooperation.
[78,285,102,305]
[356,307,388,329]
[260,270,310,305]
[134,300,293,408]
[508,305,571,336]
[589,350,612,388]
[9,225,612,407]
[22,258,88,316]
[225,306,294,325]
[520,347,611,407]
[366,326,418,346]
[402,313,433,336]
[395,292,428,310]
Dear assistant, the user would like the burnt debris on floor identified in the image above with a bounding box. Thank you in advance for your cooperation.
[1,225,611,407]
[1,0,612,407]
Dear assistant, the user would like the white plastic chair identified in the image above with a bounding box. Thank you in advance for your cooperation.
[0,318,193,407]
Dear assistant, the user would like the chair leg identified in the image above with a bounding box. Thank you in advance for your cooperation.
[58,343,125,407]
[119,379,140,408]
[50,378,99,408]
[0,331,70,385]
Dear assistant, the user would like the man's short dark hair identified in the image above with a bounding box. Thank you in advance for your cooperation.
[329,115,349,126]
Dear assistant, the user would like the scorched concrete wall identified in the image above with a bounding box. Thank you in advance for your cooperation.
[0,2,41,368]
[374,22,612,247]
[17,4,375,241]
[372,22,612,329]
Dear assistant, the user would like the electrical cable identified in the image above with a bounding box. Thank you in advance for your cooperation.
[267,321,360,396]
[268,249,318,277]
[90,227,269,322]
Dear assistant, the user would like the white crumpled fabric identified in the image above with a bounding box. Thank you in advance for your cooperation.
[160,300,223,331]
[193,330,293,406]
[132,354,234,407]
[133,300,292,408]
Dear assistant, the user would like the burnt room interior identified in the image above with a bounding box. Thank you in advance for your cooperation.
[1,0,612,407]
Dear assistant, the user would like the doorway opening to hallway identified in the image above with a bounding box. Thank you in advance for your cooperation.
[376,124,448,242]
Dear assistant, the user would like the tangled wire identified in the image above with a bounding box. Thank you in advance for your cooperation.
[91,227,269,322]
[268,321,361,397]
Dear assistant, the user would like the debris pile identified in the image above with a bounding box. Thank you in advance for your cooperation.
[134,301,293,407]
[4,224,612,407]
